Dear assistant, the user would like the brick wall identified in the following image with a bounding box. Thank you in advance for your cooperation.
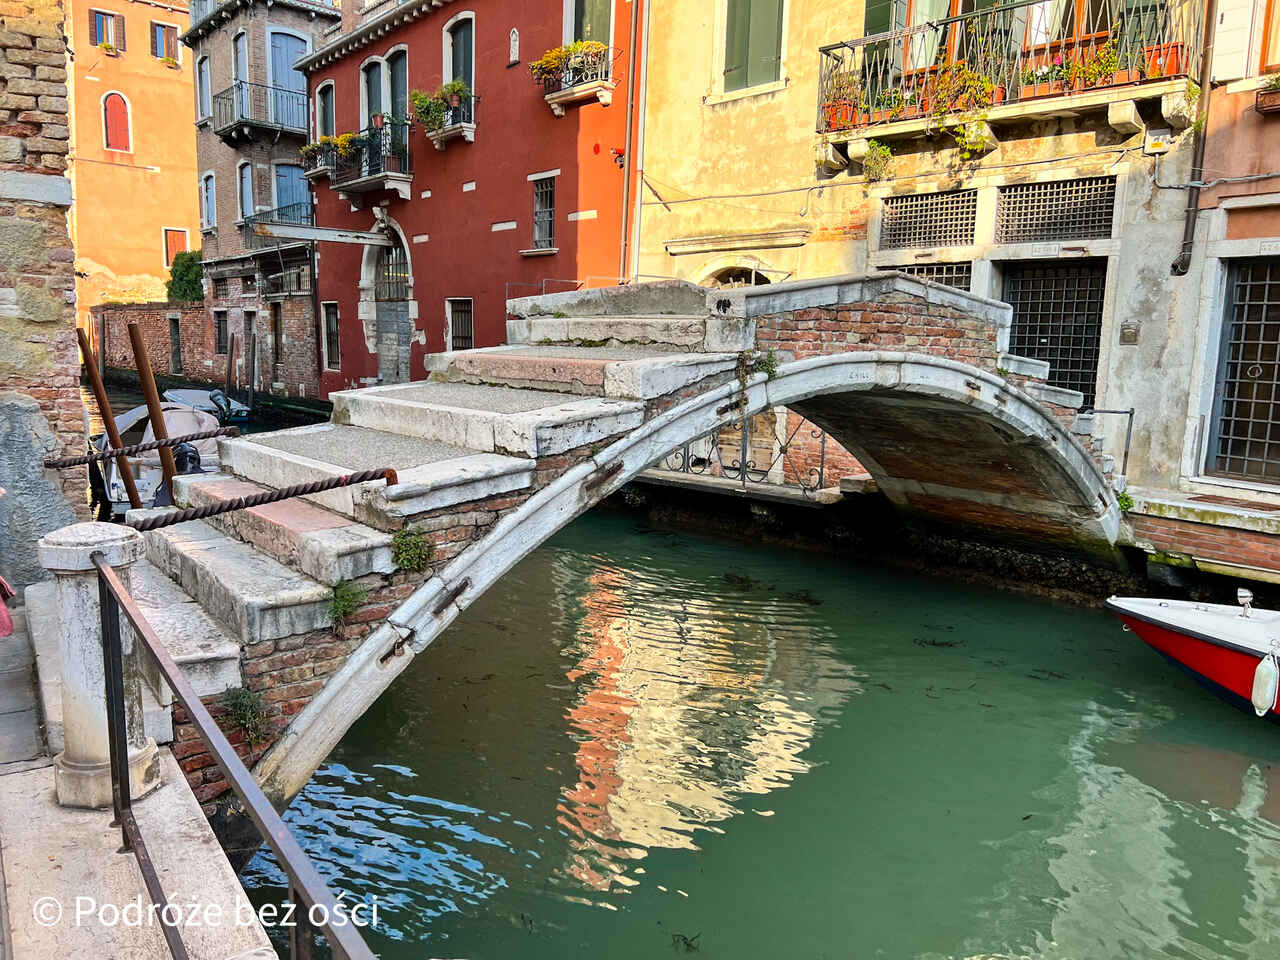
[206,271,320,399]
[95,300,211,375]
[779,410,866,488]
[1129,513,1280,576]
[0,0,87,592]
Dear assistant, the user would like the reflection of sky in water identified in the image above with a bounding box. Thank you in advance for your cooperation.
[241,514,1280,959]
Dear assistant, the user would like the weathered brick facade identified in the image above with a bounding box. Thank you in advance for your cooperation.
[0,0,88,592]
[93,300,214,376]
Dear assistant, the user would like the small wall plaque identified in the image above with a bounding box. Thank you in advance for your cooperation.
[1119,321,1141,345]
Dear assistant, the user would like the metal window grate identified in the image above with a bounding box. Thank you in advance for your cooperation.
[877,261,973,291]
[213,277,228,299]
[323,303,340,369]
[1208,258,1280,481]
[212,310,227,354]
[533,177,555,249]
[880,190,977,250]
[1003,260,1107,407]
[996,177,1116,244]
[375,237,410,301]
[448,298,474,351]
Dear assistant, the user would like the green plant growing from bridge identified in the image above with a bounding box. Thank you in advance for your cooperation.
[220,687,269,745]
[330,581,369,628]
[1116,490,1134,512]
[755,349,779,380]
[391,528,434,572]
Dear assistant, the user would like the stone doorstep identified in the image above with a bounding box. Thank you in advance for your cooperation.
[332,385,645,457]
[1127,485,1280,536]
[135,518,332,646]
[0,749,274,960]
[445,350,740,400]
[515,315,708,349]
[218,429,537,531]
[173,474,394,586]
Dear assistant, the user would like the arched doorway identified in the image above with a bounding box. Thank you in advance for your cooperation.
[375,233,411,383]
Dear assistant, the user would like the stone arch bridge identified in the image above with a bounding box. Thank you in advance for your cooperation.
[98,275,1117,805]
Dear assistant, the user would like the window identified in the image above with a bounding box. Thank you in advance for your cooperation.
[322,302,341,369]
[271,302,284,364]
[274,164,307,216]
[316,83,335,138]
[213,310,227,354]
[150,22,177,60]
[213,277,228,298]
[362,61,383,124]
[89,9,124,49]
[447,298,474,351]
[243,274,256,294]
[197,57,211,118]
[102,93,129,151]
[201,172,216,228]
[237,163,253,220]
[162,228,187,267]
[1207,258,1280,482]
[573,0,610,42]
[1003,260,1107,407]
[995,178,1116,244]
[724,0,783,92]
[268,30,308,129]
[880,189,978,249]
[446,19,474,121]
[876,261,973,291]
[533,176,555,249]
[1264,0,1280,73]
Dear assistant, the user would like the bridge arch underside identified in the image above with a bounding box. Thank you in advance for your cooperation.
[256,352,1119,804]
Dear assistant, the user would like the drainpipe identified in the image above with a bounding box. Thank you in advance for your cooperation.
[627,0,651,280]
[1170,0,1218,276]
[619,0,642,280]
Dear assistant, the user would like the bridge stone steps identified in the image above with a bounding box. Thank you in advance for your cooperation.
[172,473,394,586]
[329,380,645,457]
[137,517,333,647]
[24,559,243,751]
[425,344,740,399]
[508,314,709,350]
[218,422,536,531]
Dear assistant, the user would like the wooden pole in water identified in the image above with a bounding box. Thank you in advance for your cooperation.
[127,322,178,502]
[76,327,143,510]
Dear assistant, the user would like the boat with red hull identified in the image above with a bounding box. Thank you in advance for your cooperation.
[1107,594,1280,720]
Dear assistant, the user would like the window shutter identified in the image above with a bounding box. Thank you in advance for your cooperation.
[89,10,98,46]
[166,27,177,59]
[150,22,158,57]
[724,0,749,91]
[745,0,783,88]
[114,14,126,51]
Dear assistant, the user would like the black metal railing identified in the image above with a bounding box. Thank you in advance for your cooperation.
[243,201,313,249]
[91,553,377,960]
[333,122,412,185]
[658,413,831,497]
[264,266,312,297]
[816,0,1200,133]
[212,80,308,135]
[303,144,338,175]
[434,92,476,128]
[541,46,618,95]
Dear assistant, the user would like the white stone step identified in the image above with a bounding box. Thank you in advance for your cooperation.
[509,314,709,350]
[217,424,536,530]
[331,380,644,457]
[424,345,740,400]
[139,520,332,646]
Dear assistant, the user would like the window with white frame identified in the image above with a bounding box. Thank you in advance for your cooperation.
[201,172,216,228]
[723,0,784,92]
[316,82,335,138]
[446,298,474,350]
[151,22,178,61]
[237,163,253,220]
[197,57,211,117]
[89,9,123,48]
[444,16,474,122]
[532,175,555,249]
[362,60,383,124]
[322,302,341,369]
[572,0,610,42]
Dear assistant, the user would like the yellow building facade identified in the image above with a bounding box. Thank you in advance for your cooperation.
[66,0,201,336]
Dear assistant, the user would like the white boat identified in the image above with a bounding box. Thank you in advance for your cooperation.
[91,402,222,517]
[161,388,249,422]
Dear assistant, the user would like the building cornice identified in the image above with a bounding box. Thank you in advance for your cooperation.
[295,0,454,72]
[181,0,341,46]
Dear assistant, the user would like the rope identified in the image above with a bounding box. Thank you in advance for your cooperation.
[125,468,400,532]
[44,428,241,469]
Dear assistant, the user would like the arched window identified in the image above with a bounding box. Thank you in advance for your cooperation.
[316,82,335,138]
[103,92,130,151]
[709,266,771,288]
[362,61,383,126]
[375,233,409,301]
[196,56,211,117]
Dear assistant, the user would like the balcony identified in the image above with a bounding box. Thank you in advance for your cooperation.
[211,81,308,142]
[242,201,313,250]
[264,265,311,297]
[537,44,619,116]
[817,0,1201,156]
[425,93,477,151]
[302,143,338,180]
[332,122,413,203]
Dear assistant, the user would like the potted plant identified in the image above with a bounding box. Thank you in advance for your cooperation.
[410,80,472,133]
[1019,57,1068,99]
[821,70,860,130]
[371,112,385,129]
[160,55,180,70]
[99,41,118,56]
[530,40,608,89]
[1258,73,1280,114]
[1144,40,1183,78]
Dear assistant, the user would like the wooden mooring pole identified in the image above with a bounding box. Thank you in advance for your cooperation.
[76,328,143,510]
[127,322,178,502]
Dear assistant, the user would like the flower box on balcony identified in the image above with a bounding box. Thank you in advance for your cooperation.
[532,41,615,117]
[1257,87,1280,115]
[1020,79,1065,100]
[1144,42,1183,79]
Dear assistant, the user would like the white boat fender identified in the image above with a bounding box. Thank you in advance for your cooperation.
[1251,644,1279,718]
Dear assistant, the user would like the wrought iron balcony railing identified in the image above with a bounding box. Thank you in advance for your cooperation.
[242,201,313,248]
[212,80,308,136]
[333,122,413,185]
[265,266,311,296]
[541,46,617,96]
[817,0,1201,134]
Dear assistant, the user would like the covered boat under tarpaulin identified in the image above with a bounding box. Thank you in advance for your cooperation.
[162,388,249,421]
[94,403,221,515]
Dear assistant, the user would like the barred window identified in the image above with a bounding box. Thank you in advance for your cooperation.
[212,309,227,354]
[877,261,973,291]
[995,177,1116,244]
[447,298,474,351]
[880,190,978,249]
[533,176,556,249]
[322,302,341,369]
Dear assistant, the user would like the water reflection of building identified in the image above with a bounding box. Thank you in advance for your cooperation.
[553,556,859,894]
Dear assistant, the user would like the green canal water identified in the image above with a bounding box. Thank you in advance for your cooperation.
[242,512,1280,959]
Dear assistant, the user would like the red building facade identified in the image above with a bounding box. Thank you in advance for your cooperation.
[298,0,644,398]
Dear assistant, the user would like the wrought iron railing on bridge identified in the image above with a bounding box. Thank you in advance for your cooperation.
[658,413,832,498]
[212,80,309,135]
[817,0,1200,134]
[333,121,413,184]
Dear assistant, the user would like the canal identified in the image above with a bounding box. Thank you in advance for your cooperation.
[241,511,1280,959]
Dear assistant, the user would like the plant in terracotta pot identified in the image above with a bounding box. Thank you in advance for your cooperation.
[822,70,861,130]
[1258,73,1280,114]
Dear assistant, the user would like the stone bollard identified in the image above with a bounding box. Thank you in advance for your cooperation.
[38,522,160,809]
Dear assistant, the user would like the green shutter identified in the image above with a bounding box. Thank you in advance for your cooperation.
[745,0,783,87]
[724,0,749,91]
